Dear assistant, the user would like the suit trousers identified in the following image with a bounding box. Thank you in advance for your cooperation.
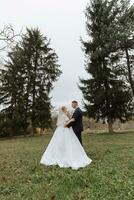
[75,131,82,145]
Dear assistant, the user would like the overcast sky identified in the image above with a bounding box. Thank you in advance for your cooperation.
[0,0,88,108]
[1,0,133,109]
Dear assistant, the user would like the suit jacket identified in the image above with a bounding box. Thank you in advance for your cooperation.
[67,107,83,133]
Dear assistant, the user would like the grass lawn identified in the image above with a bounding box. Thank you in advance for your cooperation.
[0,132,134,200]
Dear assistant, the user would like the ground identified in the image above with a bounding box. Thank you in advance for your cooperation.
[0,132,134,200]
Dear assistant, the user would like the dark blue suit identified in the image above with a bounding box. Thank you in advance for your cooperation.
[67,107,83,144]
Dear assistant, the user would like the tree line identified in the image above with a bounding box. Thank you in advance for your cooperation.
[0,0,134,136]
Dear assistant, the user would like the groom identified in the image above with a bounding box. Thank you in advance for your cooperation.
[65,101,83,145]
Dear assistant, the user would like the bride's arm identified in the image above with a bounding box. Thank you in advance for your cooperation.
[67,118,75,123]
[66,111,71,119]
[64,118,75,127]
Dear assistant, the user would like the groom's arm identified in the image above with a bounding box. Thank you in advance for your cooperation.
[65,111,79,128]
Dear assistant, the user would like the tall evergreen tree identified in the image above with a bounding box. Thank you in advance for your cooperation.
[0,28,61,136]
[79,0,133,133]
[0,45,26,135]
[117,1,134,96]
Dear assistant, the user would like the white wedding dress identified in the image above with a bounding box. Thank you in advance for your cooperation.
[40,110,92,170]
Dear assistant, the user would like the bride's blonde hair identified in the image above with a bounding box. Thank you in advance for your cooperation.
[61,106,67,113]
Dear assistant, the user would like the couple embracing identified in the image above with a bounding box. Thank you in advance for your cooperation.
[40,101,92,170]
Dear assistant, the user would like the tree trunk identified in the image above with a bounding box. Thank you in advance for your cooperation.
[108,119,114,133]
[26,117,34,136]
[103,60,114,134]
[125,47,134,96]
[31,51,38,127]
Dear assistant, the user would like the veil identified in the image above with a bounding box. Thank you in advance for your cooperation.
[56,107,66,127]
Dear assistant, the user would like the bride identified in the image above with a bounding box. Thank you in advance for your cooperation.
[40,106,92,170]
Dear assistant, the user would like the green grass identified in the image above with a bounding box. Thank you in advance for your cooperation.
[0,132,134,200]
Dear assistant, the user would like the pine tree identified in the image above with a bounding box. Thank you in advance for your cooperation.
[0,45,26,135]
[20,28,61,134]
[79,0,133,133]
